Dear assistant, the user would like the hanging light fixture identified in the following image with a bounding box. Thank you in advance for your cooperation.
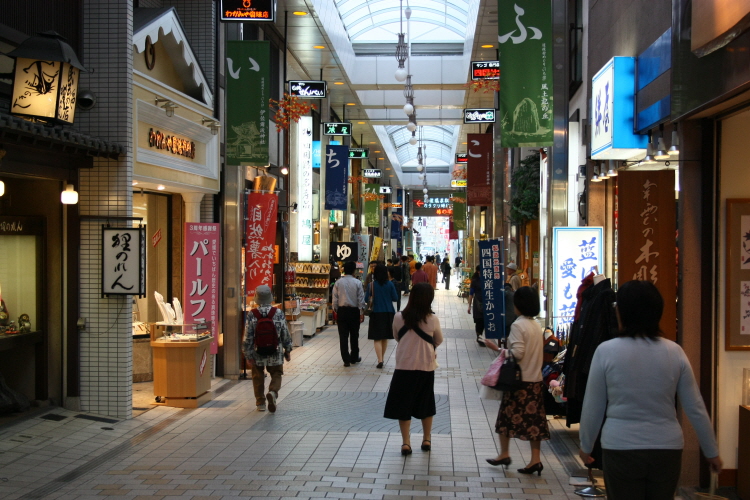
[394,0,408,82]
[61,183,79,204]
[669,126,680,156]
[606,160,618,177]
[409,131,417,145]
[655,125,669,160]
[591,164,602,183]
[642,132,656,164]
[598,161,609,180]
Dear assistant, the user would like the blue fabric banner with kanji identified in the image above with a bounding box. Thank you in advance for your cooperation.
[478,239,507,339]
[324,145,349,210]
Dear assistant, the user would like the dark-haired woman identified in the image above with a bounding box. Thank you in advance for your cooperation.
[484,286,549,475]
[579,280,721,499]
[467,265,485,344]
[384,282,443,455]
[365,263,399,368]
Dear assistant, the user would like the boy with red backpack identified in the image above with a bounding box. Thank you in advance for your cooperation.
[243,285,292,412]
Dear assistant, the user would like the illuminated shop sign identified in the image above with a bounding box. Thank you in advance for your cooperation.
[415,197,451,209]
[288,80,327,98]
[220,0,276,21]
[455,153,468,163]
[451,179,467,187]
[148,128,196,159]
[363,169,381,178]
[349,148,369,159]
[471,60,500,80]
[323,122,352,136]
[464,108,496,124]
[380,186,392,194]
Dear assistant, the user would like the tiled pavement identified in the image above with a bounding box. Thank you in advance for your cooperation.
[0,287,587,500]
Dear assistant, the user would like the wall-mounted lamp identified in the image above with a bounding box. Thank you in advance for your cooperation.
[155,98,178,117]
[669,127,680,156]
[655,125,670,160]
[642,132,657,164]
[61,183,78,204]
[202,118,221,135]
[280,166,289,175]
[606,160,618,177]
[598,162,610,180]
[591,164,602,183]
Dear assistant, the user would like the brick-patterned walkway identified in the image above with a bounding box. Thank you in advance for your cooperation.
[0,288,585,499]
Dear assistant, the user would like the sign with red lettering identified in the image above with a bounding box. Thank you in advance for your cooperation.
[184,223,221,354]
[246,192,278,299]
[467,133,493,206]
[152,229,162,248]
[220,0,275,22]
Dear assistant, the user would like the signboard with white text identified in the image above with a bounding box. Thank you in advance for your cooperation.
[297,116,313,261]
[185,223,220,354]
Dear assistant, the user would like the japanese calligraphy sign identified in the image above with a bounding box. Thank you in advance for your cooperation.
[725,199,750,350]
[184,223,221,354]
[226,41,269,166]
[354,234,370,264]
[364,183,380,227]
[552,227,604,331]
[102,227,146,296]
[325,145,349,210]
[618,171,676,340]
[498,0,553,147]
[246,192,278,299]
[478,239,507,339]
[297,116,314,261]
[330,241,358,262]
[452,192,467,231]
[467,134,493,206]
[370,236,383,262]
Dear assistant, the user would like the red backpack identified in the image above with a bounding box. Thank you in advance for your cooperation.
[251,307,279,356]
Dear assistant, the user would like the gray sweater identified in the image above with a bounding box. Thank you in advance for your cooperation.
[579,337,719,458]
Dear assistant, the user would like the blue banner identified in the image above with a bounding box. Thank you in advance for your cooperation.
[324,145,348,210]
[391,208,402,240]
[478,239,507,339]
[312,141,321,169]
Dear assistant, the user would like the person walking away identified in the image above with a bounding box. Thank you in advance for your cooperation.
[387,259,403,311]
[332,261,366,366]
[505,262,522,291]
[440,257,452,290]
[243,285,292,412]
[384,283,443,455]
[411,262,429,286]
[363,261,377,289]
[484,286,549,474]
[578,280,722,499]
[408,254,417,279]
[423,256,439,290]
[400,255,411,297]
[467,265,485,345]
[365,264,399,368]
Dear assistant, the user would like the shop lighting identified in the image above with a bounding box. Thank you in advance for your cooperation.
[598,162,609,180]
[0,180,4,197]
[155,98,178,117]
[293,11,308,15]
[669,129,680,156]
[291,203,298,214]
[132,180,138,186]
[642,137,657,164]
[481,44,494,48]
[591,165,602,183]
[157,185,166,190]
[202,118,221,135]
[61,184,78,204]
[280,166,289,175]
[655,137,670,160]
[606,160,618,177]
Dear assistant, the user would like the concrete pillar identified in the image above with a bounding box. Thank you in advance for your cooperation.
[182,192,205,223]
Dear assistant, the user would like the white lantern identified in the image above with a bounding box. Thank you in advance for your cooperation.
[417,165,423,172]
[61,184,79,205]
[422,188,428,194]
[409,136,417,145]
[403,103,414,115]
[406,121,417,132]
[395,68,408,82]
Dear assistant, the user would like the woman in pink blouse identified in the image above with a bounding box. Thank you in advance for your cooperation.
[383,283,444,455]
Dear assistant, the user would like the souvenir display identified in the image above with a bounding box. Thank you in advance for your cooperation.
[17,314,31,333]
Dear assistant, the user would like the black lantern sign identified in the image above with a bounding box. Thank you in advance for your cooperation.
[7,31,87,124]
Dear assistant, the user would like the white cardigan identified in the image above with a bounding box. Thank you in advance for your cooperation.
[506,316,544,383]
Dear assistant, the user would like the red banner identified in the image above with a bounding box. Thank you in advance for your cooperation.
[246,192,278,299]
[184,223,221,354]
[449,221,458,240]
[467,133,493,206]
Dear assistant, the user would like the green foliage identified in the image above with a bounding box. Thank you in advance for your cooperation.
[510,152,541,225]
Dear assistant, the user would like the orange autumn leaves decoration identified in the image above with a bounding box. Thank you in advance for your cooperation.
[269,93,318,132]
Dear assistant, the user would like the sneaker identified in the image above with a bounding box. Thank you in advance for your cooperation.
[256,404,266,411]
[266,391,277,413]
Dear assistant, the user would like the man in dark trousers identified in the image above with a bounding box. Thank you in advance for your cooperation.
[331,260,365,367]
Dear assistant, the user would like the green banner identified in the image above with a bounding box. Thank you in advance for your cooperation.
[452,192,467,231]
[226,41,270,166]
[498,0,553,147]
[364,183,379,228]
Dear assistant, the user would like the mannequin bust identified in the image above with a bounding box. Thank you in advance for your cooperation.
[593,273,606,285]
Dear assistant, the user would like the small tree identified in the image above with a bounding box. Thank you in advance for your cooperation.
[509,152,541,225]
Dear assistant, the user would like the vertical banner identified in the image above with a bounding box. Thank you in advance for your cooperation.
[364,183,380,227]
[226,41,269,166]
[184,223,221,354]
[325,145,349,210]
[478,239,507,339]
[297,116,313,261]
[354,234,370,263]
[618,171,676,340]
[498,0,553,147]
[449,221,458,240]
[370,236,383,262]
[467,134,493,206]
[552,227,604,331]
[391,208,403,240]
[246,192,278,299]
[102,227,146,296]
[452,192,467,230]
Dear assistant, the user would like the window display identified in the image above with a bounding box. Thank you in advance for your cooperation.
[0,217,43,336]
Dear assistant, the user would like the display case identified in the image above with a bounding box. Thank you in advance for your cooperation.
[289,263,330,336]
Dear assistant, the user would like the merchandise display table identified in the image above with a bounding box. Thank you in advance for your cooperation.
[151,333,212,408]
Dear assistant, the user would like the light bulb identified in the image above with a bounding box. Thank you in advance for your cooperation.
[405,6,412,19]
[280,166,289,175]
[61,184,79,204]
[409,136,417,145]
[655,138,669,160]
[403,103,414,115]
[406,121,416,132]
[607,168,618,177]
[418,174,424,180]
[395,68,408,82]
[591,174,601,183]
[423,188,428,194]
[668,130,680,155]
[416,165,423,172]
[0,180,5,197]
[423,194,429,201]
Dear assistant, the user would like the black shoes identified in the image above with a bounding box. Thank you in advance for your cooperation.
[421,439,431,451]
[343,362,350,367]
[376,362,383,369]
[517,462,543,475]
[486,457,511,468]
[401,444,412,455]
[351,357,361,364]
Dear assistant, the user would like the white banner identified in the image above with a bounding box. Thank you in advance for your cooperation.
[297,116,313,261]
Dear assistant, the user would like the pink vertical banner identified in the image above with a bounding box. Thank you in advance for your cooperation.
[184,223,221,354]
[246,192,278,299]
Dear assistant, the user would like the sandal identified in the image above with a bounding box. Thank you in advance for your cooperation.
[401,444,412,456]
[421,439,431,451]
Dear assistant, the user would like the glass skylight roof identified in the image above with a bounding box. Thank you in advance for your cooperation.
[335,0,471,43]
[386,125,457,166]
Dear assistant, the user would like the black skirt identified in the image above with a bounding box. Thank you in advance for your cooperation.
[384,369,436,420]
[495,381,550,441]
[368,311,395,340]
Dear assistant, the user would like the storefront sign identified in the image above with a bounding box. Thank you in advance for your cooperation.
[10,57,79,124]
[349,148,369,159]
[471,60,500,80]
[312,141,321,169]
[297,116,314,261]
[464,108,496,123]
[147,128,196,159]
[478,239,507,339]
[246,192,278,299]
[390,202,402,208]
[220,0,275,21]
[618,171,676,340]
[226,41,269,166]
[324,145,349,211]
[452,192,467,230]
[354,233,370,263]
[323,122,352,136]
[451,179,467,187]
[102,227,146,296]
[363,169,381,178]
[552,227,604,330]
[379,186,392,194]
[467,133,493,206]
[152,229,162,247]
[364,184,380,228]
[288,80,326,98]
[184,223,221,354]
[391,209,403,240]
[330,241,358,262]
[591,57,648,159]
[498,0,553,147]
[455,153,468,163]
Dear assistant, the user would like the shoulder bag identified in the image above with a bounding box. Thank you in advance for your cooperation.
[364,282,374,316]
[494,351,522,391]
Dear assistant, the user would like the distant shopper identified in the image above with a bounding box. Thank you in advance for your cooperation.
[384,283,443,455]
[388,259,404,311]
[467,266,485,345]
[423,257,439,290]
[408,254,417,277]
[440,257,452,290]
[365,264,399,368]
[332,261,366,367]
[400,255,411,297]
[243,285,292,413]
[505,263,522,291]
[411,262,429,286]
